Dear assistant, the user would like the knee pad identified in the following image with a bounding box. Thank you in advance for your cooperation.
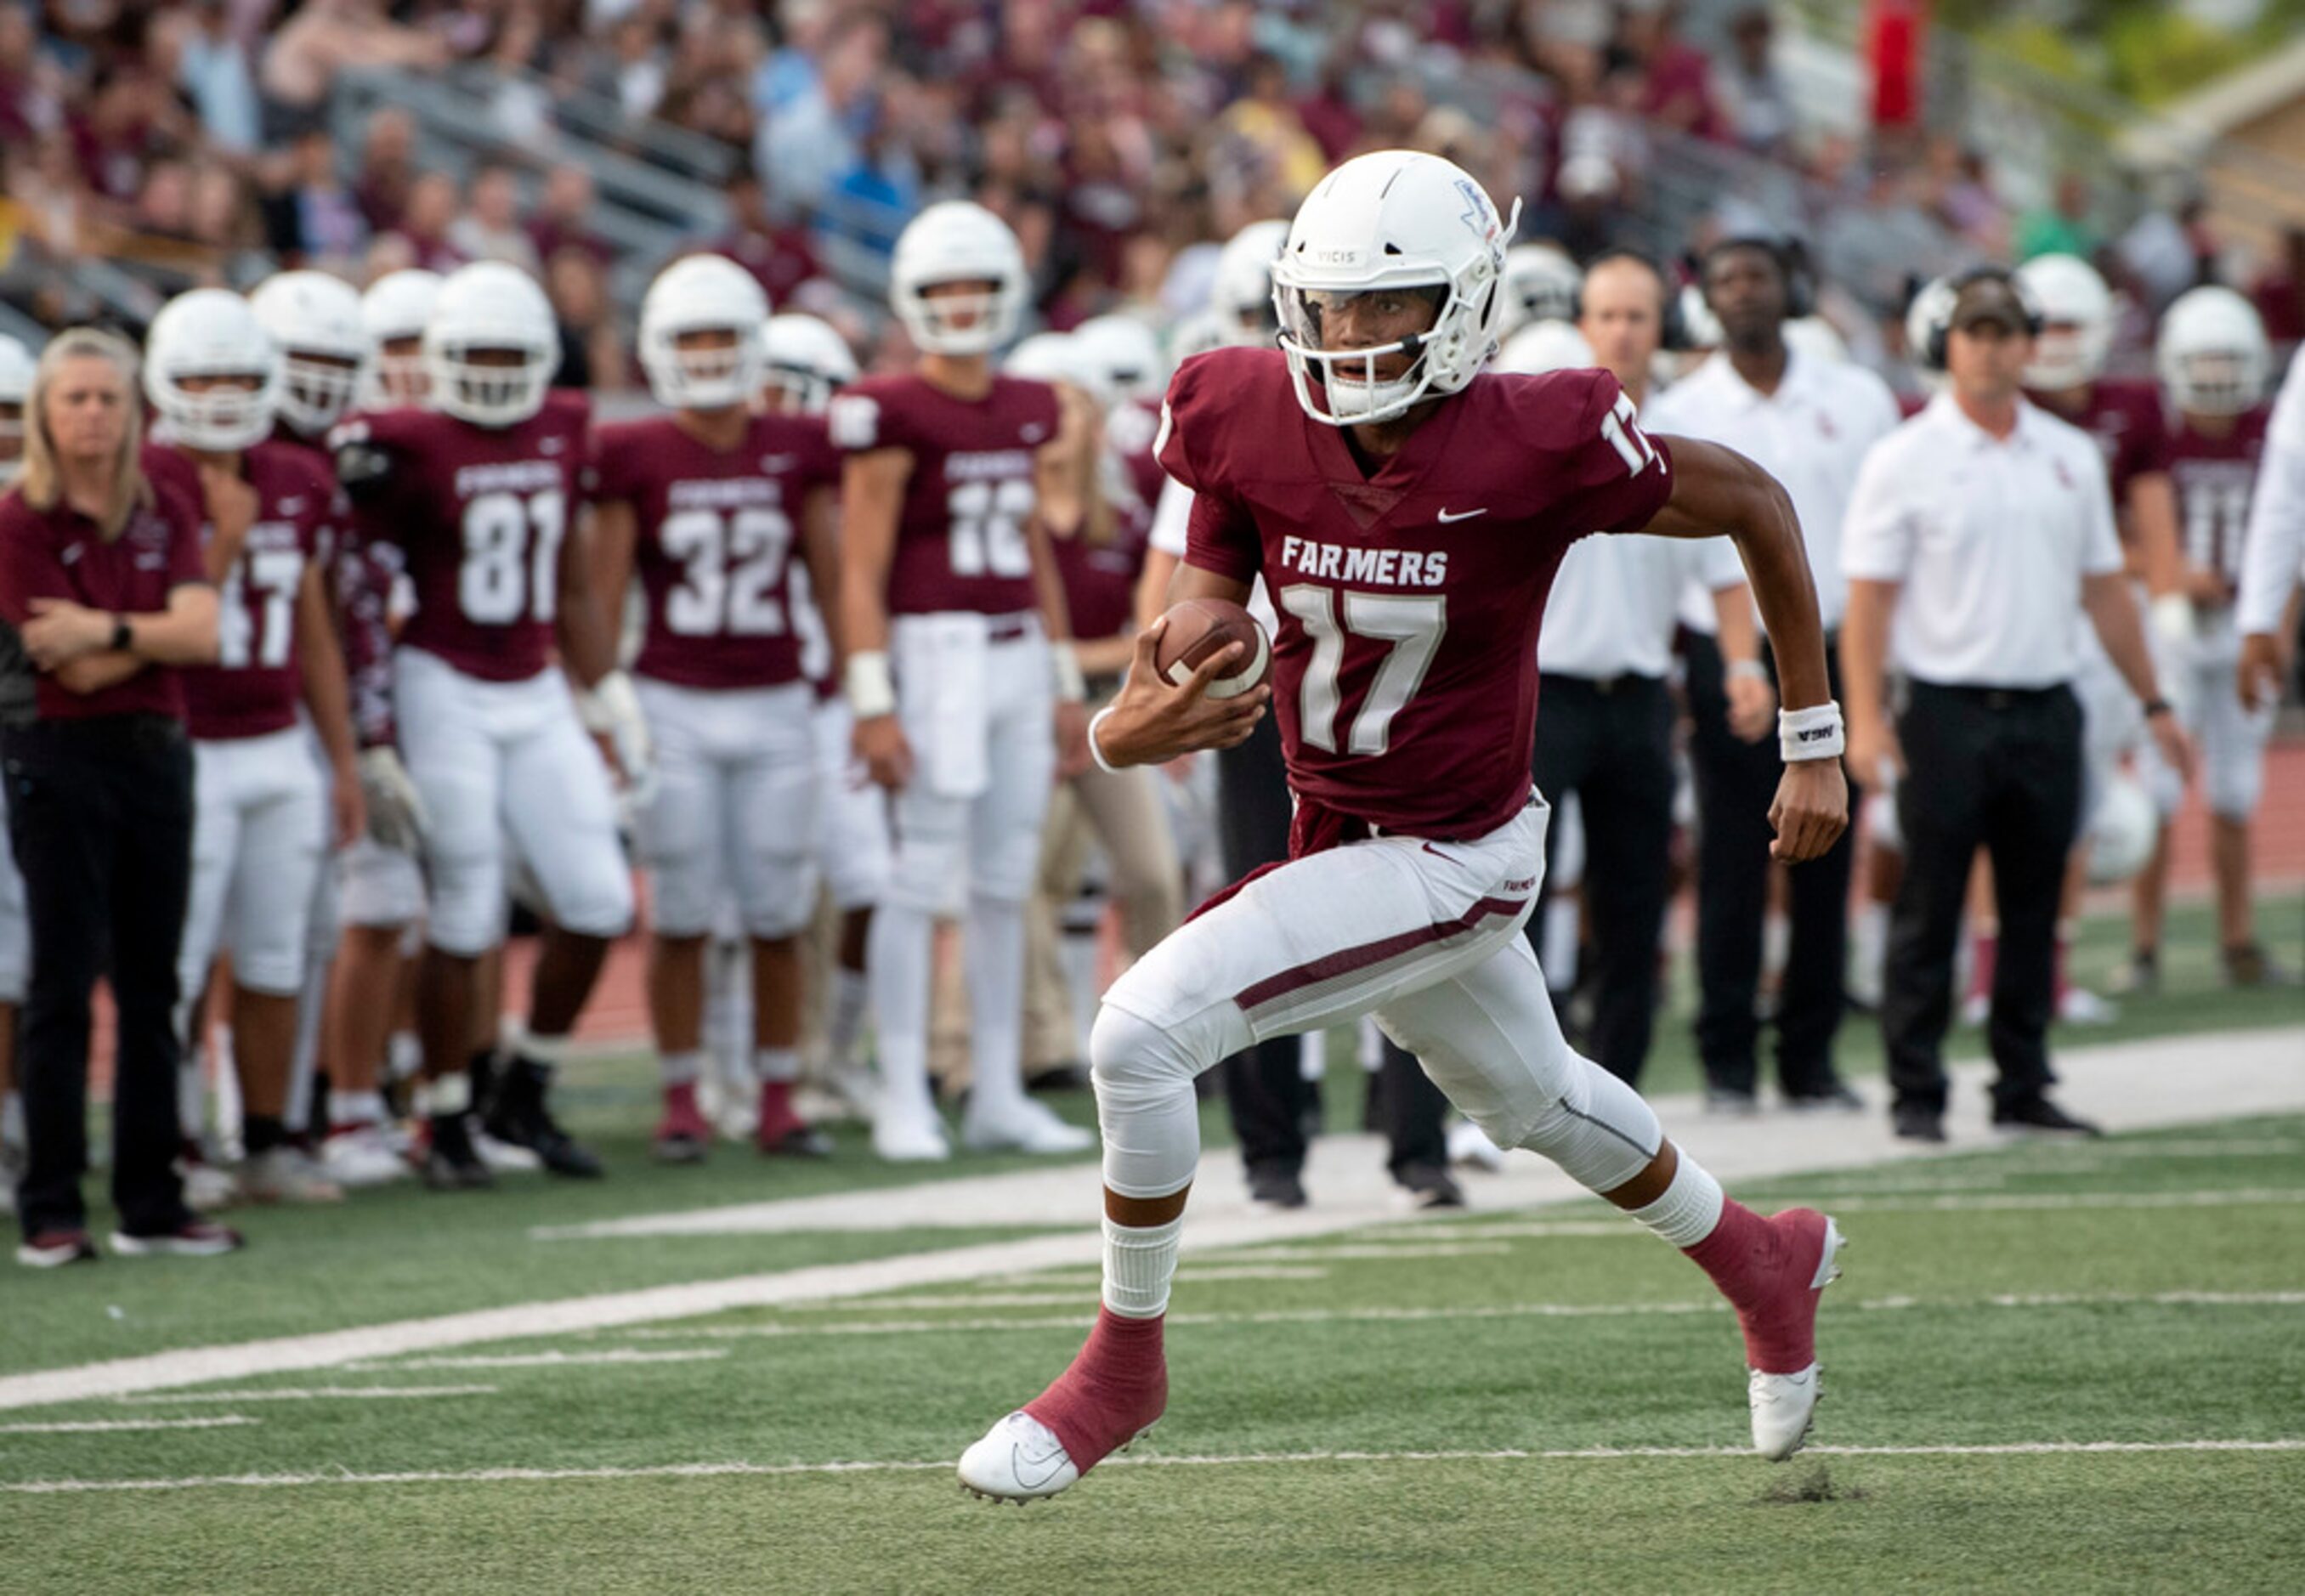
[2205,739,2265,823]
[1088,1003,1209,1200]
[1515,1054,1660,1193]
[551,854,637,941]
[1087,1003,1208,1104]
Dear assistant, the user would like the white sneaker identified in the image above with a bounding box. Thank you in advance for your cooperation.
[1749,1365,1823,1462]
[958,1411,1081,1503]
[2057,986,2119,1025]
[179,1157,241,1212]
[1447,1119,1507,1173]
[240,1146,346,1204]
[320,1125,413,1187]
[961,1098,1095,1155]
[473,1128,542,1173]
[872,1107,952,1163]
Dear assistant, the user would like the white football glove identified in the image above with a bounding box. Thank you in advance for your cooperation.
[358,746,429,854]
[580,669,656,812]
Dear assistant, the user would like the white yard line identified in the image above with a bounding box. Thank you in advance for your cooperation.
[342,1350,727,1371]
[5,1439,2300,1494]
[120,1387,499,1405]
[0,1416,257,1435]
[3,1026,2299,1414]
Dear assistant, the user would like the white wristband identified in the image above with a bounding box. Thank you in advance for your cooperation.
[1087,703,1125,773]
[1051,642,1087,705]
[844,650,897,720]
[2149,592,2195,648]
[1727,659,1770,683]
[1779,700,1846,762]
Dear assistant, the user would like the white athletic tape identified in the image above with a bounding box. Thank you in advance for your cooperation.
[6,1440,2300,1493]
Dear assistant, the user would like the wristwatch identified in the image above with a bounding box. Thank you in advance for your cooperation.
[2142,698,2172,719]
[110,615,132,652]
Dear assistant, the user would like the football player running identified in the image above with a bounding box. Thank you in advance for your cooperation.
[834,201,1094,1162]
[145,290,365,1203]
[959,152,1849,1501]
[592,257,842,1161]
[2129,288,2290,988]
[331,262,643,1188]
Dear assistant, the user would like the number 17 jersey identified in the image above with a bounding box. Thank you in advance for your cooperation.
[828,372,1060,617]
[1164,347,1675,842]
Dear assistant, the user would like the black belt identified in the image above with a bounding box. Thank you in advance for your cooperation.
[1913,681,2066,710]
[1547,669,1664,697]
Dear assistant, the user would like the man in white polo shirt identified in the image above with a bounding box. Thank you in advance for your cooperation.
[1506,250,1764,1087]
[2237,320,2305,711]
[1662,236,1902,1112]
[1842,267,2192,1144]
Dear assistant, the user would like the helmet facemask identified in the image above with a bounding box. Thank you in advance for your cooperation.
[899,278,1022,357]
[642,323,764,411]
[1274,278,1464,427]
[426,341,552,427]
[278,349,361,436]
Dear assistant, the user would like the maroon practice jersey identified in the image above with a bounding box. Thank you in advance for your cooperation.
[2157,404,2270,586]
[164,440,338,741]
[1164,348,1674,842]
[827,372,1060,617]
[2027,377,2165,508]
[592,413,840,691]
[329,390,592,682]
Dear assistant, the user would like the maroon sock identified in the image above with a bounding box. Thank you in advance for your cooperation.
[757,1079,801,1135]
[1683,1200,1821,1373]
[1969,932,1999,1005]
[2053,935,2071,1006]
[1022,1307,1168,1473]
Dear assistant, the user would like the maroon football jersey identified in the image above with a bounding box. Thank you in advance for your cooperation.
[2028,377,2165,507]
[1164,348,1674,842]
[2158,404,2269,585]
[827,372,1060,618]
[167,440,337,741]
[329,390,592,682]
[592,412,840,691]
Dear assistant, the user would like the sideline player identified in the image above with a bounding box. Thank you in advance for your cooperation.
[144,290,365,1203]
[2129,287,2289,988]
[331,263,645,1188]
[957,151,1850,1499]
[833,201,1094,1162]
[592,256,842,1160]
[0,334,36,1208]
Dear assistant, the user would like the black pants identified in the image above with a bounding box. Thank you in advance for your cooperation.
[1525,672,1675,1086]
[3,716,196,1240]
[1212,714,1446,1179]
[1882,682,2081,1114]
[1685,631,1858,1098]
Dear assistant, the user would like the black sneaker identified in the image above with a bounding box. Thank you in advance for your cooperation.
[1892,1103,1946,1143]
[1786,1081,1866,1113]
[1396,1164,1466,1211]
[484,1056,604,1179]
[110,1219,245,1257]
[17,1228,99,1268]
[422,1112,496,1191]
[1248,1167,1307,1209]
[2223,943,2296,989]
[1992,1096,2103,1137]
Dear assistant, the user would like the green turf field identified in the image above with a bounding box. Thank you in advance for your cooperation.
[5,1109,2301,1593]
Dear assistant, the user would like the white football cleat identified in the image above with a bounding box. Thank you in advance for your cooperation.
[1748,1365,1823,1461]
[961,1098,1095,1155]
[958,1411,1080,1503]
[871,1106,952,1163]
[178,1157,241,1212]
[319,1126,413,1188]
[473,1128,542,1173]
[239,1147,346,1205]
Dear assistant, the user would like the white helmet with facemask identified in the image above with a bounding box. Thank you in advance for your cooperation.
[762,314,858,416]
[2156,286,2270,417]
[360,269,444,407]
[1072,314,1166,409]
[638,254,769,411]
[889,201,1030,357]
[1209,219,1290,344]
[249,270,369,437]
[0,333,34,484]
[1497,242,1582,338]
[422,262,560,428]
[144,289,281,452]
[2014,252,2113,391]
[1271,150,1520,427]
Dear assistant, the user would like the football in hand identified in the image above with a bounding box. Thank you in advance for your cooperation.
[1153,597,1271,700]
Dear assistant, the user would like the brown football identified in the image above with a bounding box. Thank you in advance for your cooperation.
[1153,597,1271,700]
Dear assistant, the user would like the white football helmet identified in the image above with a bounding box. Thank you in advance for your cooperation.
[1271,150,1521,427]
[1677,283,1723,349]
[1005,331,1114,412]
[1782,314,1849,367]
[1905,274,1957,385]
[360,269,444,407]
[248,270,368,438]
[889,201,1029,356]
[422,262,559,427]
[2015,252,2113,390]
[2157,285,2271,417]
[2084,772,2158,886]
[0,332,33,484]
[639,254,769,411]
[1208,218,1289,342]
[1494,319,1594,376]
[1167,309,1233,362]
[1072,314,1166,408]
[1496,242,1582,338]
[144,289,281,452]
[761,314,858,416]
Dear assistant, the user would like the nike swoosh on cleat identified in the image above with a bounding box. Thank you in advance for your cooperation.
[1010,1442,1069,1491]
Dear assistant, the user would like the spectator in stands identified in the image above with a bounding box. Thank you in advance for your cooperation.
[266,127,368,270]
[74,62,187,207]
[1621,0,1724,143]
[351,105,417,235]
[1717,7,1792,157]
[713,167,824,305]
[545,245,621,391]
[387,172,468,274]
[187,165,270,288]
[260,0,448,143]
[0,4,58,149]
[528,163,609,269]
[2251,226,2305,347]
[155,0,261,156]
[2016,170,2098,263]
[754,7,885,215]
[0,326,232,1265]
[447,164,543,275]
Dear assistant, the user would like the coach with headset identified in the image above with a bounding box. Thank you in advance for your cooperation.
[1660,236,1901,1112]
[1842,267,2192,1142]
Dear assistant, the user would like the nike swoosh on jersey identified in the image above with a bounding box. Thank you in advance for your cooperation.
[1436,507,1487,523]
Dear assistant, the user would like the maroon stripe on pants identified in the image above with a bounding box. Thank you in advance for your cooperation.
[1233,895,1526,1014]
